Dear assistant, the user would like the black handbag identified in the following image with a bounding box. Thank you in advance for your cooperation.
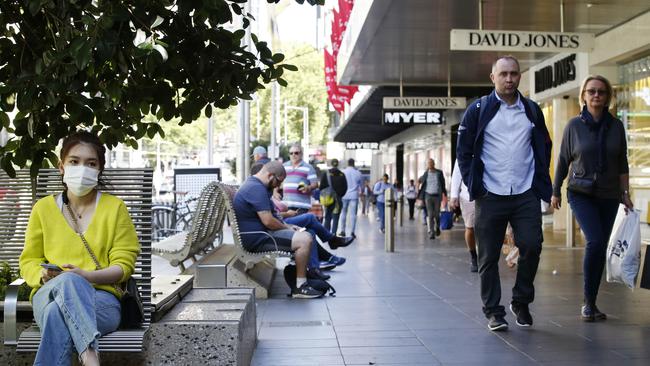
[567,172,596,196]
[64,198,144,328]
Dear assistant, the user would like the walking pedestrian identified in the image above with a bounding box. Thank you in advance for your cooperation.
[450,160,478,272]
[405,179,417,220]
[373,174,393,233]
[319,159,347,234]
[338,158,362,238]
[360,180,371,215]
[418,159,447,239]
[551,75,633,322]
[457,55,552,331]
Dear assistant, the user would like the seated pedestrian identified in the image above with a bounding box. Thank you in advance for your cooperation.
[19,131,140,365]
[234,161,322,298]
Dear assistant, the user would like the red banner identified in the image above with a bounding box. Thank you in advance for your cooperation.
[325,1,357,114]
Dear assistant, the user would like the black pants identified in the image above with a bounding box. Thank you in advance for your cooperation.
[474,190,542,318]
[407,199,416,219]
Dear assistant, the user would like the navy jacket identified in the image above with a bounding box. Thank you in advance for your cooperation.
[456,90,552,202]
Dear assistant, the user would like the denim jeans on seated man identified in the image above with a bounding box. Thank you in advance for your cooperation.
[32,272,120,365]
[284,213,342,270]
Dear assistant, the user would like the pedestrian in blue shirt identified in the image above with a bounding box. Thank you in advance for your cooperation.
[233,161,322,298]
[457,55,552,331]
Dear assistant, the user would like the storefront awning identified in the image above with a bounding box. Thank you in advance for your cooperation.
[333,86,492,143]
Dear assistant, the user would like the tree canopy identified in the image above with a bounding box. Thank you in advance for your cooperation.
[0,0,323,177]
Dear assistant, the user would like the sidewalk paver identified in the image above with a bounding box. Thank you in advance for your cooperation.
[250,210,650,365]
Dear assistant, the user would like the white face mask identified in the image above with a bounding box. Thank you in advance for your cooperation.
[63,165,99,197]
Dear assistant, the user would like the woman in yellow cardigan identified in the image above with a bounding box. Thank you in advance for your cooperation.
[19,131,140,366]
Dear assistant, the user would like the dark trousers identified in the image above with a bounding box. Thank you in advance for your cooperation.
[475,190,542,318]
[323,205,340,234]
[567,191,619,303]
[425,193,441,232]
[407,198,416,219]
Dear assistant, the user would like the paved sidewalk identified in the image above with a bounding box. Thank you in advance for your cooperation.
[252,210,650,365]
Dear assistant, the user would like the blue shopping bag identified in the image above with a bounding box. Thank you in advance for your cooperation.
[440,211,453,230]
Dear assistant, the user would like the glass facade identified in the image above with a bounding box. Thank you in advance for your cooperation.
[617,55,650,187]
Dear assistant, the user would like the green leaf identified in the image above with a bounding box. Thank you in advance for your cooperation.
[277,78,288,87]
[205,104,212,118]
[151,16,164,29]
[282,64,298,71]
[0,112,9,129]
[271,53,285,63]
[75,41,93,70]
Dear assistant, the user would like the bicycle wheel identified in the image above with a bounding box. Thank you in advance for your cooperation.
[152,206,177,242]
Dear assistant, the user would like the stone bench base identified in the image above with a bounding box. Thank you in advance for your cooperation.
[1,288,256,366]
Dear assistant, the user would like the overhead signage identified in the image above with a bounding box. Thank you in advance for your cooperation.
[382,97,466,110]
[529,52,588,101]
[383,111,442,125]
[450,29,595,53]
[345,142,379,150]
[534,54,576,93]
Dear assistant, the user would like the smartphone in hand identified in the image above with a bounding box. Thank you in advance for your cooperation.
[40,263,63,272]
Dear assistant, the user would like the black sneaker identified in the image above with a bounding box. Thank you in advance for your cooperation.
[328,235,354,249]
[292,283,323,298]
[307,268,330,281]
[470,257,478,273]
[436,228,441,236]
[429,232,436,240]
[510,302,533,327]
[487,315,508,331]
[593,304,607,320]
[581,303,595,322]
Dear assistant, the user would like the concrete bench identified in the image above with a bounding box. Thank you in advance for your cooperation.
[193,183,291,299]
[1,168,152,354]
[152,182,226,272]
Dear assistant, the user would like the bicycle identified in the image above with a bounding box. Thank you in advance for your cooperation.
[152,192,197,242]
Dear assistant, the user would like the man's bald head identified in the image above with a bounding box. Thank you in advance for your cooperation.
[262,161,285,177]
[254,160,286,188]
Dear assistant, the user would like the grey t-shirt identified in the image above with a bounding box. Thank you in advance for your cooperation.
[553,115,628,199]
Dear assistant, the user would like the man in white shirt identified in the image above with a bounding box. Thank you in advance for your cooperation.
[456,55,552,332]
[450,160,477,272]
[338,159,362,238]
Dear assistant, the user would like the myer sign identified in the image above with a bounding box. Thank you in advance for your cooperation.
[383,111,442,124]
[530,53,588,101]
[382,97,466,109]
[345,142,379,150]
[450,29,595,53]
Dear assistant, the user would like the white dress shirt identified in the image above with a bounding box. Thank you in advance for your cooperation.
[450,160,469,201]
[480,93,535,196]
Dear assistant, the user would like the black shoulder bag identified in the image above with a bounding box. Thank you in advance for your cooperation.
[63,193,144,328]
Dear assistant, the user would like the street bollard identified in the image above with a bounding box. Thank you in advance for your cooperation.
[385,188,395,252]
[397,196,404,227]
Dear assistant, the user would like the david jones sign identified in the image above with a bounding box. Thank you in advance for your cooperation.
[382,97,466,110]
[450,29,595,53]
[534,54,576,93]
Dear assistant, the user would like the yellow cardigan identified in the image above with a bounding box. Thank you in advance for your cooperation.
[19,193,140,300]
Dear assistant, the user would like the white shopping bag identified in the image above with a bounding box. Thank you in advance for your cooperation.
[606,205,641,289]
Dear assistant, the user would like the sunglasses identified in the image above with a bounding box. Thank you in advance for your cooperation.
[586,89,607,96]
[289,151,301,155]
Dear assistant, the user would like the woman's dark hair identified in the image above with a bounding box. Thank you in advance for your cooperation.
[60,131,108,188]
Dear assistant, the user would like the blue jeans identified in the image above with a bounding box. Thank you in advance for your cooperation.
[323,206,340,234]
[338,198,359,234]
[377,201,385,230]
[285,213,335,268]
[32,272,121,365]
[567,191,619,303]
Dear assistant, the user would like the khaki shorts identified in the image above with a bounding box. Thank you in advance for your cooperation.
[459,197,475,228]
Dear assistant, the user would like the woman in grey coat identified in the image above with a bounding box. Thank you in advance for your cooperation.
[551,75,633,322]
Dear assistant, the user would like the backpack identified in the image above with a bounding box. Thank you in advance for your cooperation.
[319,171,337,207]
[283,264,336,297]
